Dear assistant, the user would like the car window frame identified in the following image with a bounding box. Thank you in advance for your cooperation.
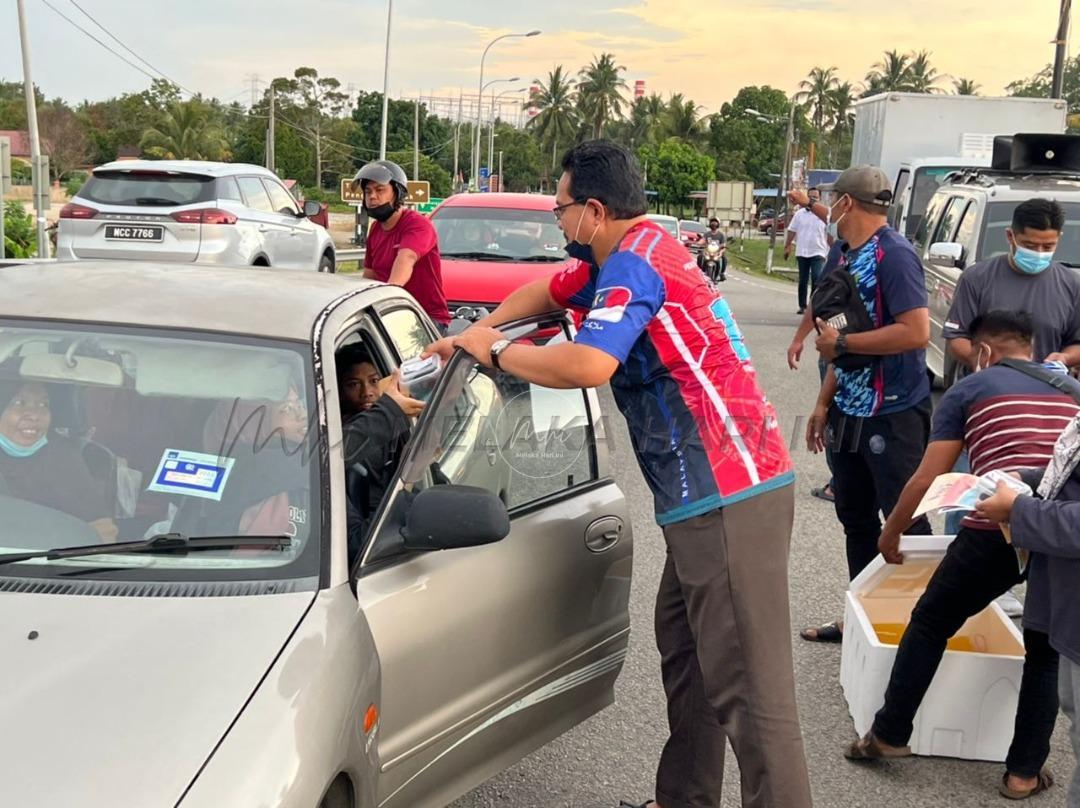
[951,200,978,265]
[914,192,949,256]
[262,178,302,217]
[237,175,276,214]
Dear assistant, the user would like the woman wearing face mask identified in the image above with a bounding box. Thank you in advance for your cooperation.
[354,160,451,332]
[0,375,118,541]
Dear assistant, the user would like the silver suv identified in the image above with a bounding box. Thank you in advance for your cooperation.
[57,160,336,271]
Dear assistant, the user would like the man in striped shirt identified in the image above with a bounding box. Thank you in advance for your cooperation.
[847,310,1078,800]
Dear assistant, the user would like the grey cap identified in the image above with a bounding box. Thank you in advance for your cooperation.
[833,165,893,207]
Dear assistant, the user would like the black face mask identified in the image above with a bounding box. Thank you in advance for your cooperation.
[565,240,595,264]
[366,202,396,222]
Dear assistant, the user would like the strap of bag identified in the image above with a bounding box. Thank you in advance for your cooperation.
[998,358,1080,405]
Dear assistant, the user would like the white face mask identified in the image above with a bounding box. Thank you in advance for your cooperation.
[827,195,849,241]
[972,343,991,373]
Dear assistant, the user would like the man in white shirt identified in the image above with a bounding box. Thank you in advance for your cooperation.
[785,186,831,314]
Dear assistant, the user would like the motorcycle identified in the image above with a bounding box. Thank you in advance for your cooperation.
[699,240,726,282]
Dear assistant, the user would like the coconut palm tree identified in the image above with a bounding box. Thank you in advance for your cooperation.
[140,101,227,160]
[864,49,914,96]
[797,66,840,132]
[526,66,579,173]
[953,77,981,96]
[664,93,703,143]
[576,53,628,139]
[908,50,942,93]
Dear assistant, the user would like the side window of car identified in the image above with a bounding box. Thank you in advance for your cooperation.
[380,306,435,362]
[237,176,275,214]
[914,194,946,255]
[217,176,244,203]
[263,179,301,216]
[930,197,962,246]
[952,202,978,262]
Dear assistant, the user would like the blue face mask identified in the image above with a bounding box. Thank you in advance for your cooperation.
[0,432,47,458]
[1012,245,1055,275]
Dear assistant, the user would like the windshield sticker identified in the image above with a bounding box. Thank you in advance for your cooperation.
[147,449,235,501]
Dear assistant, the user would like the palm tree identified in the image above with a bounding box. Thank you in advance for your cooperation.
[864,49,914,96]
[828,81,857,166]
[576,53,628,139]
[527,66,579,174]
[953,77,981,96]
[140,102,227,160]
[797,66,840,132]
[663,93,703,143]
[908,50,942,93]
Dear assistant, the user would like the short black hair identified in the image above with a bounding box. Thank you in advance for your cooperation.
[1012,198,1065,234]
[336,343,376,381]
[561,140,647,219]
[969,309,1034,345]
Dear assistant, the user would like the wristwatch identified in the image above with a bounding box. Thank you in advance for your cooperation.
[835,333,849,356]
[490,338,512,370]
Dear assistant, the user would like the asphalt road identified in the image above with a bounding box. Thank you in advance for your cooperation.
[452,268,1072,808]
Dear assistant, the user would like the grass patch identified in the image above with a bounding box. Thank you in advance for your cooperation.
[337,260,361,274]
[726,238,797,283]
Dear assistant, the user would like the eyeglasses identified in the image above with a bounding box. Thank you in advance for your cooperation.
[552,198,587,221]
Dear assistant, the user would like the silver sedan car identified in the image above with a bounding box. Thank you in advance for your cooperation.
[56,160,337,271]
[0,263,632,807]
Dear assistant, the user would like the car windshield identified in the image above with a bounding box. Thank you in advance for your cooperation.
[0,321,320,583]
[648,216,679,237]
[432,206,567,261]
[982,201,1080,267]
[78,171,215,207]
[680,221,706,234]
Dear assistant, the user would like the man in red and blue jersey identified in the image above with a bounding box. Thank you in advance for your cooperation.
[428,141,810,808]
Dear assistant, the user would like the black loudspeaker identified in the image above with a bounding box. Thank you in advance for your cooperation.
[991,136,1014,171]
[1009,133,1080,173]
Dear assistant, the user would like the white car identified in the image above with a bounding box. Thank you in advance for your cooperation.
[56,160,336,271]
[646,213,680,240]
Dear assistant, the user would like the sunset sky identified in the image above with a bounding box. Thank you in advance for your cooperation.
[0,0,1068,114]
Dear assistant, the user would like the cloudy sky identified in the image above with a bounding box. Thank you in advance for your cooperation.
[0,0,1068,114]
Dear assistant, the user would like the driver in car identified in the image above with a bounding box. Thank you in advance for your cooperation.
[0,376,118,541]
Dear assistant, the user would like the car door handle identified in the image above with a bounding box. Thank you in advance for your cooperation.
[584,516,623,553]
[258,225,269,233]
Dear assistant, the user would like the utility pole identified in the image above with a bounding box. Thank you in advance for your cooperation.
[766,101,796,276]
[267,84,276,172]
[1053,0,1073,99]
[247,73,261,108]
[452,91,462,193]
[498,150,503,193]
[413,98,420,181]
[16,0,47,258]
[379,0,393,160]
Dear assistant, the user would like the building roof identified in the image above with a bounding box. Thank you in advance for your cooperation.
[0,130,32,158]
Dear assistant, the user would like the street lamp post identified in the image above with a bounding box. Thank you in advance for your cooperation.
[477,78,518,191]
[489,87,526,190]
[474,30,540,189]
[378,0,393,160]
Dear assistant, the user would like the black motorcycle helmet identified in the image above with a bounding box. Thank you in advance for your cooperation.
[708,217,720,228]
[353,160,409,210]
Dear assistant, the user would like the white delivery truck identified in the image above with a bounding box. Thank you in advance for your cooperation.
[850,93,1068,240]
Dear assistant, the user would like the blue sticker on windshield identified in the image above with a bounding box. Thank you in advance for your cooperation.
[147,449,235,501]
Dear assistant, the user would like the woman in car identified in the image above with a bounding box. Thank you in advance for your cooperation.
[0,377,118,541]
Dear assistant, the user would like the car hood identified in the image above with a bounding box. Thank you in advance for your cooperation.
[441,257,572,306]
[0,588,315,807]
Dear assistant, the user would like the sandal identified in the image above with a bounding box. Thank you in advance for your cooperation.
[800,621,843,643]
[810,484,835,503]
[844,732,912,761]
[999,769,1054,800]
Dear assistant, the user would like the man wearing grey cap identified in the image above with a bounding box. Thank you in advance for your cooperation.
[788,166,932,643]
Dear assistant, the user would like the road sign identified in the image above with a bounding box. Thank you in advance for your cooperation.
[406,180,430,205]
[415,197,443,215]
[340,178,364,205]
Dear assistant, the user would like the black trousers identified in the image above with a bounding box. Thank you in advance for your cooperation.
[797,254,826,309]
[828,398,933,580]
[872,528,1060,777]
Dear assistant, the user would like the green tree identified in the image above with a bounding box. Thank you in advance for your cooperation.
[797,66,840,132]
[526,66,579,180]
[864,49,915,96]
[3,200,36,258]
[0,80,43,130]
[953,77,981,96]
[386,148,451,197]
[636,138,713,214]
[38,102,89,180]
[662,93,704,145]
[827,81,857,167]
[349,92,452,173]
[706,86,794,187]
[140,101,228,160]
[491,124,542,191]
[272,67,350,189]
[908,50,942,93]
[576,53,628,139]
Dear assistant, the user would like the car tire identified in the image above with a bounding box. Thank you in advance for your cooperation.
[318,776,353,808]
[319,254,335,273]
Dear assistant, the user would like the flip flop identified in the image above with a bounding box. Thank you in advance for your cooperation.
[800,621,843,643]
[844,732,912,761]
[999,769,1054,800]
[810,484,835,503]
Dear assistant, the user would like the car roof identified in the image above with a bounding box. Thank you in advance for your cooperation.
[647,214,678,222]
[939,173,1080,202]
[1,262,383,341]
[91,160,276,179]
[434,192,555,211]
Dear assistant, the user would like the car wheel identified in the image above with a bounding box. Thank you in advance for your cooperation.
[319,254,335,273]
[318,776,353,808]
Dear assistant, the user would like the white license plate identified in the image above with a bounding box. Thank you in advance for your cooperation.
[105,224,164,242]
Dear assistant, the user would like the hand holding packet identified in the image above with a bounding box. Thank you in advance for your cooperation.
[399,355,443,402]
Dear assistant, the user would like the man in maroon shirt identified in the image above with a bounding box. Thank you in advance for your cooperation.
[355,160,451,330]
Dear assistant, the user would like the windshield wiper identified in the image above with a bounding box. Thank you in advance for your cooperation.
[0,533,291,566]
[515,255,566,262]
[440,251,507,261]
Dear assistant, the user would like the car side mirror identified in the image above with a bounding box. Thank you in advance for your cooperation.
[302,200,322,218]
[928,241,964,267]
[401,485,510,551]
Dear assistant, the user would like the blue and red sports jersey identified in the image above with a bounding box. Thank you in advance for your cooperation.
[550,221,794,525]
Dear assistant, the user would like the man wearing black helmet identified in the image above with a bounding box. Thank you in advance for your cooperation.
[355,160,451,330]
[698,217,727,281]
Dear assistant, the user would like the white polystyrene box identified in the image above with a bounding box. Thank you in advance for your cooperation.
[840,535,1026,762]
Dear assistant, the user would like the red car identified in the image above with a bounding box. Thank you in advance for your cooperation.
[679,219,706,251]
[431,193,577,323]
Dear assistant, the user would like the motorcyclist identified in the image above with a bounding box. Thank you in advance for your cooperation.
[698,218,727,282]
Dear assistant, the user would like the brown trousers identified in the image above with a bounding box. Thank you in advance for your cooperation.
[655,485,812,808]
